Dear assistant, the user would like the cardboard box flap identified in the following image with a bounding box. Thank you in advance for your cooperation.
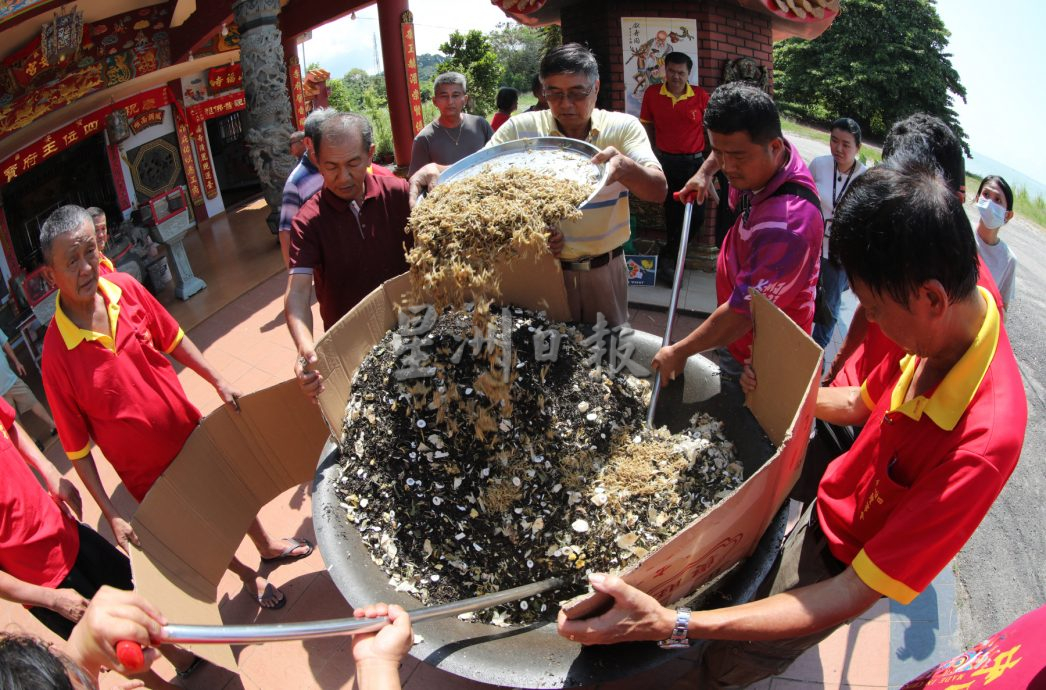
[746,290,822,446]
[131,379,329,671]
[315,251,570,442]
[564,292,822,620]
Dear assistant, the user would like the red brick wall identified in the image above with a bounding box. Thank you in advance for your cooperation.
[560,1,773,112]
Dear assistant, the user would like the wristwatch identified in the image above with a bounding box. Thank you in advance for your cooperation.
[658,607,691,649]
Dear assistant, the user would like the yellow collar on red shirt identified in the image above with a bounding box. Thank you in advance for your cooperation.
[658,83,695,106]
[54,277,122,353]
[888,287,999,431]
[99,255,114,271]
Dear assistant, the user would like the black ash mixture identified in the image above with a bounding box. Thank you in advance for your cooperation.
[335,306,742,625]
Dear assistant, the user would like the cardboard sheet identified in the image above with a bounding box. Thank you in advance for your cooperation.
[131,380,329,670]
[563,291,822,619]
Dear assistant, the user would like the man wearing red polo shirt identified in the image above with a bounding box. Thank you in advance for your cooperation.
[639,52,709,282]
[286,111,412,401]
[557,162,1027,689]
[40,205,311,611]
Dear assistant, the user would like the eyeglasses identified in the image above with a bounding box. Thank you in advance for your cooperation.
[543,88,593,104]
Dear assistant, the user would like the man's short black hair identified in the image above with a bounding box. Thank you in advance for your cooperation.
[0,633,94,689]
[496,86,518,112]
[882,113,964,193]
[664,51,693,73]
[540,42,599,84]
[831,158,978,307]
[703,81,782,145]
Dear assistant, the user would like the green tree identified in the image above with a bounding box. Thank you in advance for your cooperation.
[773,0,968,152]
[436,30,504,116]
[487,22,544,92]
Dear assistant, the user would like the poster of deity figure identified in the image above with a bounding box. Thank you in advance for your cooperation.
[620,17,698,118]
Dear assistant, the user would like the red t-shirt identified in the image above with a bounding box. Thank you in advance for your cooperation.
[0,398,80,588]
[289,175,412,330]
[42,273,202,503]
[639,83,709,155]
[817,289,1025,604]
[98,255,115,275]
[716,140,823,365]
[902,604,1046,689]
[831,257,1005,388]
[490,112,510,132]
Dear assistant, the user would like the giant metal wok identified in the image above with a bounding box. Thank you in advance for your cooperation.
[313,329,785,688]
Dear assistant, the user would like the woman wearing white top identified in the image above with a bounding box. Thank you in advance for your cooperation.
[973,175,1017,314]
[808,118,866,348]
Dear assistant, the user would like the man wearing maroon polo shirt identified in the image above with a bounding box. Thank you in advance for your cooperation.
[640,52,708,282]
[557,162,1026,689]
[286,111,412,401]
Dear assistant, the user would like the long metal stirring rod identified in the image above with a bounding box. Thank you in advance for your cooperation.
[117,577,565,669]
[647,195,695,427]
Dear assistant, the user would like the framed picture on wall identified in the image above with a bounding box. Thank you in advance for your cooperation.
[620,17,698,118]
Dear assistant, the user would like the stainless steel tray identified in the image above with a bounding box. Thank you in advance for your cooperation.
[436,137,608,208]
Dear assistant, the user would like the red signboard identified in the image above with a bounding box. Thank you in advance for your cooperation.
[185,91,246,130]
[288,57,306,130]
[130,109,165,134]
[207,64,243,94]
[106,143,131,211]
[401,20,424,136]
[0,85,173,185]
[174,120,203,206]
[191,125,218,200]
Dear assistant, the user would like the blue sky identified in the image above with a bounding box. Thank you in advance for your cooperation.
[301,1,1046,188]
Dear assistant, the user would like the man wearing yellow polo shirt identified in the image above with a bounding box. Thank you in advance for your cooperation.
[410,43,666,326]
[640,52,709,283]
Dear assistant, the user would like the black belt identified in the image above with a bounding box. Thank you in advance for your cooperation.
[659,151,704,160]
[560,247,624,271]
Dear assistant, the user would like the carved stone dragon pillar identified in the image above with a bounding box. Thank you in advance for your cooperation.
[232,0,296,233]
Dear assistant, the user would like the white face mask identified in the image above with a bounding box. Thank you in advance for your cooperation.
[976,197,1008,230]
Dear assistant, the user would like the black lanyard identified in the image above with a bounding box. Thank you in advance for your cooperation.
[832,161,856,207]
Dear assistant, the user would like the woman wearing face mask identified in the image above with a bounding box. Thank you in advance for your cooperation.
[808,117,866,348]
[974,175,1017,313]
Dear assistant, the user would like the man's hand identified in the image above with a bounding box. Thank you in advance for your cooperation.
[295,349,325,402]
[67,586,165,677]
[55,477,83,520]
[557,574,675,645]
[650,344,687,388]
[547,226,565,258]
[351,602,414,667]
[593,146,634,187]
[740,361,757,394]
[14,360,26,378]
[50,587,89,622]
[408,163,443,207]
[110,516,140,553]
[679,167,719,205]
[215,378,243,412]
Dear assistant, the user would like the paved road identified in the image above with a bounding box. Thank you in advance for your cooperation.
[955,212,1046,644]
[789,130,1046,645]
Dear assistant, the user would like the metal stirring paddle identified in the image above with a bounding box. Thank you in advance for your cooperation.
[116,576,565,671]
[647,192,695,427]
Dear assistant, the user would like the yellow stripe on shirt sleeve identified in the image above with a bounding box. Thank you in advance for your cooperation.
[860,382,876,411]
[66,442,92,461]
[164,328,185,354]
[852,549,920,605]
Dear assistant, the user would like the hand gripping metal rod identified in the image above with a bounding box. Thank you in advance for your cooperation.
[117,577,565,668]
[647,197,695,427]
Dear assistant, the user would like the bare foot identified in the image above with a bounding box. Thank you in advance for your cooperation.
[246,577,286,610]
[258,537,313,562]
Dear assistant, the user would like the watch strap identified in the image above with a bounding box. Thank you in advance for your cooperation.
[658,606,691,649]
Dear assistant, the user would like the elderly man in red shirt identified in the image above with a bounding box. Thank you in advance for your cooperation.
[40,205,311,611]
[285,111,412,401]
[558,161,1027,688]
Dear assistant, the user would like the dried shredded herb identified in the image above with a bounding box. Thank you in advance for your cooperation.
[406,168,589,313]
[337,307,742,625]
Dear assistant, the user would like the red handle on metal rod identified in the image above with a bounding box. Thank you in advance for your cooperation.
[116,639,146,672]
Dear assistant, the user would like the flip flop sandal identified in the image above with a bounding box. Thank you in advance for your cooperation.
[260,537,313,563]
[253,582,287,610]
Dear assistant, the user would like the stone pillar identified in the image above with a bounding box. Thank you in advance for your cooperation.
[231,0,297,233]
[377,0,414,169]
